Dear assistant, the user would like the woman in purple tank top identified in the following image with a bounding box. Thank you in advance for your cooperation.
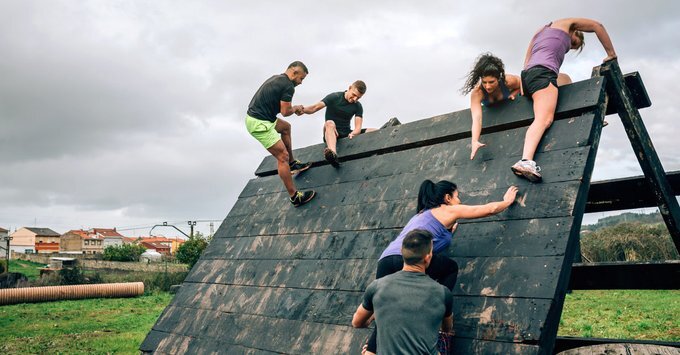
[363,180,518,355]
[511,18,617,183]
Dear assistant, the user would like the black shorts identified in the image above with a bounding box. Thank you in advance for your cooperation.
[322,128,367,142]
[521,65,558,97]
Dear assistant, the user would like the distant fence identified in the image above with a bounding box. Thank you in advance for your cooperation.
[12,253,188,273]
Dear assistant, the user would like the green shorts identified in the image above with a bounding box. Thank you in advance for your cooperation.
[246,115,280,149]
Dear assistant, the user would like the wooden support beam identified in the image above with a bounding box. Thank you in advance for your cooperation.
[604,72,652,116]
[586,171,680,213]
[596,59,680,253]
[554,336,680,354]
[569,261,680,290]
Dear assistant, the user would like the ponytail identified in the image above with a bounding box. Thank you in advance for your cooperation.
[417,179,458,213]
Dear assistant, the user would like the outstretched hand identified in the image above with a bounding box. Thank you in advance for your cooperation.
[603,55,618,63]
[470,141,486,160]
[504,186,519,204]
[294,105,305,116]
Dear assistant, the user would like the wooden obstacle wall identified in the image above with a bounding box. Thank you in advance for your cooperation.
[141,76,610,354]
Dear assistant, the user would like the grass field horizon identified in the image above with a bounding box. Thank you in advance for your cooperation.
[0,289,677,354]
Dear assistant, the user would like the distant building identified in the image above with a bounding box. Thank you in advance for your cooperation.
[140,241,171,255]
[10,227,60,254]
[90,228,124,248]
[60,229,89,254]
[82,235,104,255]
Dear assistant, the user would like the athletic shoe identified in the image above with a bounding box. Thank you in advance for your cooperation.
[323,148,340,167]
[289,160,311,175]
[290,190,316,207]
[511,159,542,182]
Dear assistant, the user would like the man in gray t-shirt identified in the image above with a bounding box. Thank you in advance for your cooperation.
[352,229,454,355]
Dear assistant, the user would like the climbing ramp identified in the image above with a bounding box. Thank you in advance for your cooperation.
[142,62,657,354]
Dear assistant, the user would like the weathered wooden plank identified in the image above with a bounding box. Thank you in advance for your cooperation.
[451,217,574,258]
[231,148,590,225]
[220,181,582,238]
[604,72,652,116]
[186,259,376,291]
[598,59,680,252]
[202,217,575,262]
[452,337,540,355]
[170,282,363,325]
[243,113,598,198]
[453,296,551,342]
[255,77,605,176]
[569,261,680,290]
[557,343,680,355]
[555,336,680,354]
[586,170,680,213]
[454,256,563,298]
[202,229,399,260]
[151,308,369,354]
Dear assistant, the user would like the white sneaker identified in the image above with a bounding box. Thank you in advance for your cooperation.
[511,159,542,182]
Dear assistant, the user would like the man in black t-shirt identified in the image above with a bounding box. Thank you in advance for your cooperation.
[352,229,454,355]
[301,80,375,167]
[245,61,316,207]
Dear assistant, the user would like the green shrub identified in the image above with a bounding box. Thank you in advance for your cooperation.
[175,233,210,268]
[102,243,146,262]
[581,222,679,262]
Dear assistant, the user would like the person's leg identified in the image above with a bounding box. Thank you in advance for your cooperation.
[426,254,459,290]
[557,73,572,86]
[267,140,296,197]
[522,84,558,160]
[324,120,339,153]
[276,118,295,163]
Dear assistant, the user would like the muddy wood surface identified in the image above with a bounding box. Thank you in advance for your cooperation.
[142,75,613,354]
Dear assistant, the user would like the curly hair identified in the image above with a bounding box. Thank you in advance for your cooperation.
[460,53,506,95]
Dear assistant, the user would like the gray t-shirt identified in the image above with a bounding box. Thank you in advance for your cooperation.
[362,270,453,355]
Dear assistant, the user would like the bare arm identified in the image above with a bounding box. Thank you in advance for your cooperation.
[506,75,521,99]
[441,186,518,222]
[352,304,373,328]
[280,101,303,117]
[441,314,454,333]
[469,87,486,160]
[349,116,363,138]
[302,101,326,115]
[554,18,617,61]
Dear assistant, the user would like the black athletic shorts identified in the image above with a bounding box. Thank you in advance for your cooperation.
[322,128,367,142]
[521,65,558,97]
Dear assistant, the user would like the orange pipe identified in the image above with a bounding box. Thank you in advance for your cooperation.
[0,282,144,305]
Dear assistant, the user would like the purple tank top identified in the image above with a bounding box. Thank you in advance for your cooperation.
[524,25,571,74]
[379,209,453,259]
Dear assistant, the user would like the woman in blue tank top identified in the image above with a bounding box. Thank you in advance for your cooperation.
[363,180,518,354]
[461,53,521,160]
[511,18,617,183]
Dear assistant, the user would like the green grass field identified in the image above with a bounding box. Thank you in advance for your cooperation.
[0,292,172,354]
[0,290,676,353]
[7,259,45,280]
[558,290,680,340]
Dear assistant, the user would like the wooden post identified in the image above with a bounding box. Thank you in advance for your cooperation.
[595,59,680,253]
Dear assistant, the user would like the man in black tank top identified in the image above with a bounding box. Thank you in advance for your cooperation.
[301,80,375,167]
[245,61,316,207]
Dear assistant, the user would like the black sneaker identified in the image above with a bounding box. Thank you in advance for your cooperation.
[290,190,316,207]
[289,160,311,175]
[323,148,340,168]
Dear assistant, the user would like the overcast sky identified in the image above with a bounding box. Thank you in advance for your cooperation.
[1,1,678,237]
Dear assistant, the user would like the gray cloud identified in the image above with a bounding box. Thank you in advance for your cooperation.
[0,0,677,235]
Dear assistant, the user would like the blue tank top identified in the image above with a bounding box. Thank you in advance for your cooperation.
[481,79,511,106]
[524,24,571,74]
[379,209,453,259]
